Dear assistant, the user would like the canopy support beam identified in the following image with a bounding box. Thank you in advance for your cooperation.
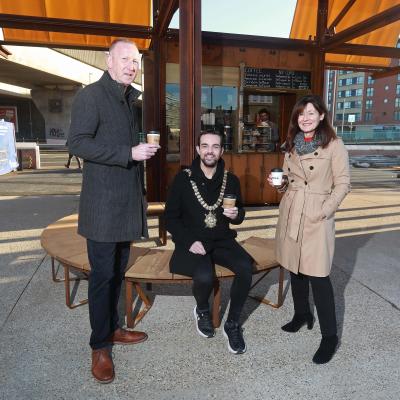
[323,5,400,51]
[153,0,179,36]
[331,43,400,59]
[311,0,328,96]
[179,0,202,167]
[372,66,400,80]
[0,14,153,38]
[143,0,169,202]
[328,0,358,33]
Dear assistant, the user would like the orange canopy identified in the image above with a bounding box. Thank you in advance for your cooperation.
[0,0,152,50]
[290,0,400,68]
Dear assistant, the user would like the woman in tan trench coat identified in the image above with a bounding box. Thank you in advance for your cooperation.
[268,95,350,364]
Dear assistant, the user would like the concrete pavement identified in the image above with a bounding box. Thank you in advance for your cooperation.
[0,162,399,400]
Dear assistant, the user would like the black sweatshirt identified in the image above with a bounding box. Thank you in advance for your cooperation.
[164,157,245,252]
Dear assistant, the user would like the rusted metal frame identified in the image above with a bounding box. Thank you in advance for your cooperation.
[153,0,179,36]
[179,0,202,167]
[0,45,11,58]
[51,256,83,284]
[167,29,315,51]
[126,281,153,328]
[323,5,400,51]
[326,62,388,72]
[328,0,358,34]
[62,263,89,309]
[143,39,167,202]
[0,13,153,38]
[0,40,110,51]
[125,278,222,329]
[316,0,329,40]
[330,43,400,59]
[248,266,285,309]
[312,0,328,96]
[372,66,400,80]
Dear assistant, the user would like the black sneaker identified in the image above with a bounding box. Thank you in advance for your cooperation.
[193,306,215,338]
[223,320,246,354]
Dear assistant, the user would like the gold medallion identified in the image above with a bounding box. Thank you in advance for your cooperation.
[204,211,217,228]
[185,169,228,229]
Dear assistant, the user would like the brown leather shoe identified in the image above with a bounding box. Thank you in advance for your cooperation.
[107,327,148,345]
[91,348,114,384]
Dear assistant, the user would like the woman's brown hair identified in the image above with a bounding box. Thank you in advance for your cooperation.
[285,94,337,152]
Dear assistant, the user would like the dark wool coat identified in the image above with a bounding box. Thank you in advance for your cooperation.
[165,157,245,275]
[69,72,148,242]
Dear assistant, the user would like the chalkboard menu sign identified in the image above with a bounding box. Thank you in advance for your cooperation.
[244,67,311,90]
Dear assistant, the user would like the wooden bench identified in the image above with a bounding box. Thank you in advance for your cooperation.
[124,236,284,329]
[146,202,167,245]
[40,203,167,308]
[41,214,285,324]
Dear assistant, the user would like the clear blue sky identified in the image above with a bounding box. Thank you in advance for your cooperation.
[169,0,297,38]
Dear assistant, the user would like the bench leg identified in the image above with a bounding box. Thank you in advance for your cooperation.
[212,279,221,328]
[51,257,81,284]
[126,280,134,328]
[125,280,153,328]
[63,264,89,309]
[248,266,285,309]
[51,257,64,282]
[158,215,167,246]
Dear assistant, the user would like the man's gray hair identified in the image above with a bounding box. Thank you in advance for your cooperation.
[108,38,137,53]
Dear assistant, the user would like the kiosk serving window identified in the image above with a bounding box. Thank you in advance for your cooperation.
[240,93,280,152]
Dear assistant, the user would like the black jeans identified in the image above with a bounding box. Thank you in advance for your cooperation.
[290,272,337,336]
[192,240,253,323]
[87,239,131,349]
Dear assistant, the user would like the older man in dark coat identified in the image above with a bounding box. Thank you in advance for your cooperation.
[69,38,159,384]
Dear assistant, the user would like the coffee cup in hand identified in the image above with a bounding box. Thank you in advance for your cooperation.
[223,194,236,208]
[271,168,284,187]
[147,130,160,145]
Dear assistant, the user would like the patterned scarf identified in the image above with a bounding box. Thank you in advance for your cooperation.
[294,132,322,156]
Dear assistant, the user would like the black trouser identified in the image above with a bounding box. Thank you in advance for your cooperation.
[290,272,337,336]
[192,240,253,323]
[87,239,131,349]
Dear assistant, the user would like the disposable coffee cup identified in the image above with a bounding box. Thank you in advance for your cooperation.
[223,194,236,208]
[271,168,284,186]
[147,130,160,145]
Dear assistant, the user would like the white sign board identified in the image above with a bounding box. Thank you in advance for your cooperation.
[0,120,19,175]
[348,114,356,123]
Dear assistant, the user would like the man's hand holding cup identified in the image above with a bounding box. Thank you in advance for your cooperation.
[222,194,238,220]
[132,131,161,161]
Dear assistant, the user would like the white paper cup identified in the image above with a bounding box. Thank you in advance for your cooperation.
[223,194,236,208]
[271,168,283,186]
[147,131,160,145]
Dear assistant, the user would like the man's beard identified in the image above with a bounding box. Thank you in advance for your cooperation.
[200,155,218,168]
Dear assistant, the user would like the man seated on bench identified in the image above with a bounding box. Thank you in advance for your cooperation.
[165,130,253,354]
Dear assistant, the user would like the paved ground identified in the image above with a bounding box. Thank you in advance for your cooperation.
[0,154,399,400]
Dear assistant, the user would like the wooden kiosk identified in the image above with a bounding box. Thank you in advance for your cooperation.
[164,37,313,204]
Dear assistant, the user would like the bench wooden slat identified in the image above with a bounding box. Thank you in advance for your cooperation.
[125,249,175,280]
[241,237,278,269]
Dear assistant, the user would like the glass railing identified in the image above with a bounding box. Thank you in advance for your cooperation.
[337,129,400,144]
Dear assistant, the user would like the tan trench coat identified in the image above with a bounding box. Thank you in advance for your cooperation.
[275,137,350,277]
